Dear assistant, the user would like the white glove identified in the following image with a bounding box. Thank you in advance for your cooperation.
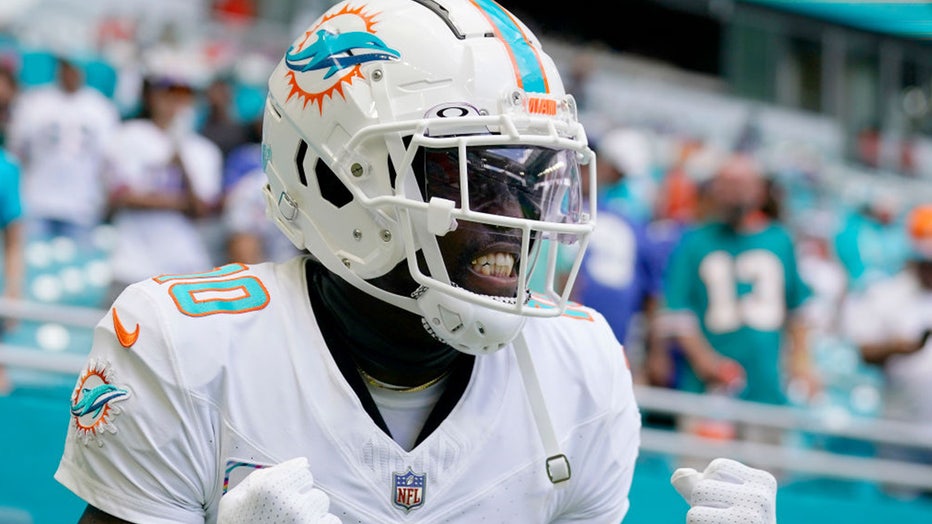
[218,457,342,524]
[671,458,777,524]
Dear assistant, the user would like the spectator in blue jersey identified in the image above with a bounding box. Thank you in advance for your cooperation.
[659,152,818,408]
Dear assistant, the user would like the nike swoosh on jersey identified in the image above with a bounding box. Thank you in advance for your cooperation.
[112,307,140,348]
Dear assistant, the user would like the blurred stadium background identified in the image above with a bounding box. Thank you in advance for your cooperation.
[1,0,932,522]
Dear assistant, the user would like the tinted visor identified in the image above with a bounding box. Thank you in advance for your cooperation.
[422,145,583,227]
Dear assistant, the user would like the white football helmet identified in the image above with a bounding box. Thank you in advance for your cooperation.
[262,0,597,355]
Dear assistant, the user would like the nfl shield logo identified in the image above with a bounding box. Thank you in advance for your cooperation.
[392,468,426,512]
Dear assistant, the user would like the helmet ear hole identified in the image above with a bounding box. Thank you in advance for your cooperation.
[313,156,353,208]
[295,140,310,187]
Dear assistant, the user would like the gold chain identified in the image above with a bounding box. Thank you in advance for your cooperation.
[358,367,451,394]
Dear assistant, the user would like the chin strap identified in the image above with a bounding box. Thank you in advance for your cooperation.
[513,332,571,483]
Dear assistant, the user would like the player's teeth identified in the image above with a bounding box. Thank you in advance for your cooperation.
[472,253,515,277]
[495,253,513,277]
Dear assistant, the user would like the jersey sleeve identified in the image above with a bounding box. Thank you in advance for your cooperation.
[552,312,641,522]
[55,283,219,524]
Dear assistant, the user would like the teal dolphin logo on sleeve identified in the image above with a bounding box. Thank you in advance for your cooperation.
[71,383,129,419]
[70,359,132,446]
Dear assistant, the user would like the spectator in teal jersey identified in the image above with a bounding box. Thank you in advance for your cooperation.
[0,143,24,393]
[0,63,22,392]
[833,190,910,293]
[659,152,819,408]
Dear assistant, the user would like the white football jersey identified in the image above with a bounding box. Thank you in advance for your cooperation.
[56,257,640,523]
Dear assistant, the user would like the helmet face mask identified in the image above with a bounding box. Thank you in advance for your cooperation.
[419,143,585,300]
[263,0,597,354]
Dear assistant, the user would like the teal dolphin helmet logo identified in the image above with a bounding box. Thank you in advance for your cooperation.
[285,29,399,79]
[282,3,398,113]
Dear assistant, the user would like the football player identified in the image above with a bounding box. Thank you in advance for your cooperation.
[56,1,775,522]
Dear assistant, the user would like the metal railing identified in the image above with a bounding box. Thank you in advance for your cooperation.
[634,385,932,491]
[0,298,105,329]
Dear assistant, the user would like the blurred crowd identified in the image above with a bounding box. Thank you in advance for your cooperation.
[0,32,301,389]
[541,49,932,481]
[0,40,299,295]
[0,14,931,492]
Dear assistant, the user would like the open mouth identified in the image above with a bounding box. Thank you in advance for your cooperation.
[463,246,521,298]
[438,228,524,297]
[471,252,516,278]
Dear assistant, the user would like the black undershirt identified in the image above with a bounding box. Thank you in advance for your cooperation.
[304,259,474,446]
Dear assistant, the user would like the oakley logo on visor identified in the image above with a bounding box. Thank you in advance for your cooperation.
[424,103,488,136]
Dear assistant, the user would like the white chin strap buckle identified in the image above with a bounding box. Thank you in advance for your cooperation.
[546,454,571,483]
